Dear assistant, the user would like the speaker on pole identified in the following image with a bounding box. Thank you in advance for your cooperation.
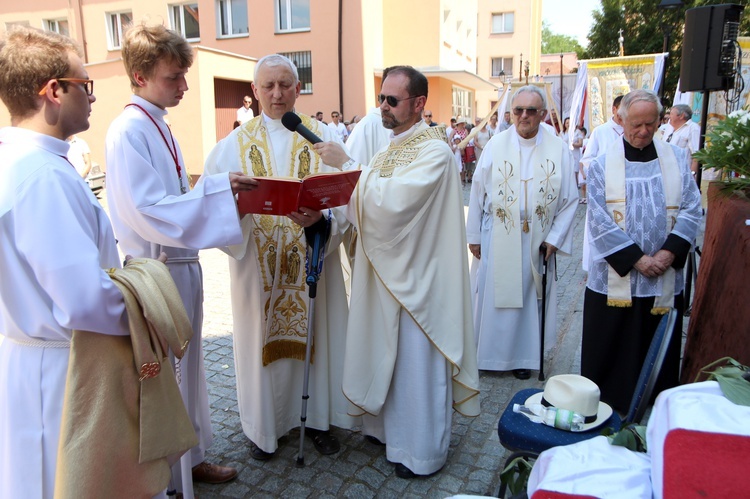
[679,3,744,92]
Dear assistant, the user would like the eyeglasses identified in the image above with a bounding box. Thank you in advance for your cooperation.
[39,78,94,96]
[424,114,432,118]
[512,107,539,117]
[378,94,418,107]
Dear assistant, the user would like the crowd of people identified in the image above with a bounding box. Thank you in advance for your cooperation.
[0,22,702,498]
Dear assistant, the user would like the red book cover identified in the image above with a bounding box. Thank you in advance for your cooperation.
[238,169,362,216]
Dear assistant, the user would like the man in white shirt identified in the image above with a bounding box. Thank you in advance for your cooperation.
[106,23,257,494]
[328,110,349,142]
[236,95,254,125]
[0,26,131,498]
[467,86,578,380]
[665,104,700,175]
[579,95,625,272]
[66,134,92,177]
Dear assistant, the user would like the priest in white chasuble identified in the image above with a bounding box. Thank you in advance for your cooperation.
[467,85,579,381]
[314,65,480,480]
[581,89,701,414]
[204,54,356,460]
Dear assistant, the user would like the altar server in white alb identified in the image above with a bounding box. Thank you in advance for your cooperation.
[204,54,355,461]
[315,65,480,479]
[0,27,130,498]
[105,23,257,493]
[467,85,578,380]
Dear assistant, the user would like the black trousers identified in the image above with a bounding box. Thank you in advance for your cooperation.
[581,289,683,414]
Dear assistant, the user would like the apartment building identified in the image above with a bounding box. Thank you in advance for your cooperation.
[0,1,542,175]
[476,0,543,119]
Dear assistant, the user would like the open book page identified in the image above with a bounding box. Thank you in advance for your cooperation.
[237,170,361,216]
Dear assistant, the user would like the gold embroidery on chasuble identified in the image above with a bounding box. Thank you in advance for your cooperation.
[371,126,447,177]
[237,115,325,365]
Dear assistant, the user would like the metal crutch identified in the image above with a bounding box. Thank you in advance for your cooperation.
[296,216,329,467]
[539,244,548,382]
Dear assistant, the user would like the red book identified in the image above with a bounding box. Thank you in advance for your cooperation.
[238,169,362,216]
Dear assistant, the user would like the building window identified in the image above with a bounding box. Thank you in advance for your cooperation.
[45,19,69,36]
[217,0,248,37]
[277,0,310,32]
[491,57,513,79]
[107,11,132,50]
[170,3,200,41]
[452,86,473,122]
[278,50,312,94]
[491,12,514,34]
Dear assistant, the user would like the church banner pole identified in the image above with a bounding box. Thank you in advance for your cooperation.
[296,216,330,467]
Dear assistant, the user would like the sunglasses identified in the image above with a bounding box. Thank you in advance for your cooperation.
[512,107,540,117]
[424,114,432,117]
[39,77,94,96]
[378,94,418,107]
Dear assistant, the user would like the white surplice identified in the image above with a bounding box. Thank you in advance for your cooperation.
[106,95,243,495]
[203,113,357,454]
[466,128,578,371]
[0,127,129,499]
[343,121,480,476]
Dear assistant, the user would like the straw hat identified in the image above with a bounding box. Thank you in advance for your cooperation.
[525,374,613,431]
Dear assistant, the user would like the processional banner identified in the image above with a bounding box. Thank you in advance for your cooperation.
[569,53,666,137]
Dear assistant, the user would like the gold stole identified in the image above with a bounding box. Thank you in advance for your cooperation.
[604,139,681,315]
[490,131,563,308]
[237,114,324,365]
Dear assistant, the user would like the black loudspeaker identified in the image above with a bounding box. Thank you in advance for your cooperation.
[680,4,744,92]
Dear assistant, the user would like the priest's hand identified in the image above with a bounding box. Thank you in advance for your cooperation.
[543,243,558,262]
[652,249,675,270]
[634,255,669,278]
[228,172,259,195]
[314,141,352,169]
[288,207,323,227]
[469,244,481,259]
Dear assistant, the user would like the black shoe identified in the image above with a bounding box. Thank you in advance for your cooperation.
[395,463,418,479]
[513,369,531,380]
[249,440,274,461]
[305,428,340,455]
[365,435,385,446]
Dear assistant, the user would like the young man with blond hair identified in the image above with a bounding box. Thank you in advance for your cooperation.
[0,26,130,497]
[106,22,257,494]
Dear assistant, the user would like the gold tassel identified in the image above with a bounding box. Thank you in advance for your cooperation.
[651,307,670,315]
[607,299,633,308]
[262,340,315,366]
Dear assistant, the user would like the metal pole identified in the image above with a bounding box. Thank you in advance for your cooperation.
[560,53,564,125]
[539,245,548,381]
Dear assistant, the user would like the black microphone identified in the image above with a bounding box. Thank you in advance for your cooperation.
[281,112,323,145]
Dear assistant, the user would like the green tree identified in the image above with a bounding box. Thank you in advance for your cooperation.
[542,21,585,57]
[585,0,750,104]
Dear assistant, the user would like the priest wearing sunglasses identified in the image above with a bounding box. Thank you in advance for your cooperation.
[314,65,480,479]
[466,85,579,381]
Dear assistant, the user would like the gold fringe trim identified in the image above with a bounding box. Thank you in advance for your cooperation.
[651,307,670,315]
[262,340,314,367]
[607,299,633,308]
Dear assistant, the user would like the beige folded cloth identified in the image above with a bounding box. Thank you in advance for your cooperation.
[55,258,197,499]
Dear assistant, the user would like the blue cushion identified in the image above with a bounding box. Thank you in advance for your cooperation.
[497,388,622,454]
